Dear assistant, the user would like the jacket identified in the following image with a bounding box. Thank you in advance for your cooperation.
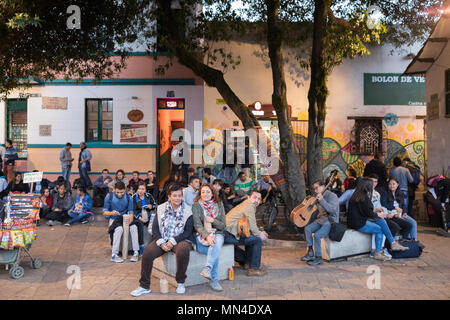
[71,193,93,212]
[225,199,260,239]
[347,196,378,230]
[52,192,73,211]
[78,148,92,168]
[152,201,194,246]
[7,181,30,194]
[132,192,157,218]
[363,159,388,190]
[380,187,405,212]
[192,201,226,239]
[59,148,73,167]
[4,146,18,166]
[314,190,340,224]
[103,192,133,219]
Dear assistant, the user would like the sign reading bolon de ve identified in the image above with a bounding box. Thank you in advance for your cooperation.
[42,97,68,109]
[364,73,425,106]
[23,171,43,184]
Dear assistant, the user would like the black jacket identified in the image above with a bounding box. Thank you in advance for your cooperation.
[380,187,405,212]
[151,207,195,245]
[347,196,378,230]
[132,193,157,218]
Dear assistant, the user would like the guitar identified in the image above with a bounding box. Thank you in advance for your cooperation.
[289,171,337,228]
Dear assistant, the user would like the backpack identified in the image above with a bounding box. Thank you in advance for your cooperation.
[328,222,347,242]
[388,240,422,259]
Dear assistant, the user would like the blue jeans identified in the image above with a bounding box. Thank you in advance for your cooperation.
[305,221,331,257]
[223,167,237,185]
[358,219,395,253]
[68,211,90,224]
[78,165,92,188]
[404,215,417,239]
[401,190,409,214]
[224,231,262,269]
[196,234,225,282]
[62,165,72,182]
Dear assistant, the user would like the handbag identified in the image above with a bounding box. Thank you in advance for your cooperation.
[238,217,250,238]
[85,160,91,172]
[329,222,347,242]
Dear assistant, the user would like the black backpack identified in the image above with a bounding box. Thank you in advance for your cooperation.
[388,240,422,259]
[329,222,347,242]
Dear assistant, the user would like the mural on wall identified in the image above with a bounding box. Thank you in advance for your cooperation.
[203,115,426,181]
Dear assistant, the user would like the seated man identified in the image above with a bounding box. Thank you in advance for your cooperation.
[224,190,269,276]
[50,176,72,196]
[128,171,143,195]
[93,169,112,207]
[131,184,194,297]
[256,174,276,204]
[182,175,200,207]
[301,180,339,266]
[103,181,140,263]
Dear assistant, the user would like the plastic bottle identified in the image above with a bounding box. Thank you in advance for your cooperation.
[228,267,234,280]
[160,277,169,293]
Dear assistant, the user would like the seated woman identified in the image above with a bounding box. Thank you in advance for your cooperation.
[132,181,157,254]
[380,178,415,240]
[46,184,73,226]
[39,187,53,222]
[192,184,226,292]
[0,170,9,200]
[131,184,194,297]
[104,181,139,263]
[7,173,30,194]
[65,186,93,226]
[347,178,408,261]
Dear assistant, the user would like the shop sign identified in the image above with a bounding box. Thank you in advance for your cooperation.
[157,98,185,109]
[120,124,147,143]
[42,97,68,109]
[364,73,425,106]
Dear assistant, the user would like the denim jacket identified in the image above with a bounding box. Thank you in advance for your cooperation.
[71,193,93,212]
[79,148,92,169]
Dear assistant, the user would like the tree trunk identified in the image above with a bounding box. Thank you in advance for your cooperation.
[307,0,330,186]
[266,0,306,211]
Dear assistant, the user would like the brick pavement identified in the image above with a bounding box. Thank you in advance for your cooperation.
[0,214,449,300]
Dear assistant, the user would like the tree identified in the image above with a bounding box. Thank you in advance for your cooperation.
[0,0,142,97]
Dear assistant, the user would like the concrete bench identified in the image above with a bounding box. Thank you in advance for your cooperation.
[318,229,372,261]
[153,244,235,287]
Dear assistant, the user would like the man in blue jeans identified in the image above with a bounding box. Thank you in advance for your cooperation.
[301,180,340,266]
[224,191,269,276]
[389,157,413,213]
[78,142,93,189]
[60,142,74,181]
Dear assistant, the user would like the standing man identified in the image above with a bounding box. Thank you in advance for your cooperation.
[78,142,93,189]
[363,150,388,193]
[403,157,421,218]
[389,157,414,214]
[224,190,269,276]
[60,142,74,182]
[4,139,18,182]
[301,180,339,266]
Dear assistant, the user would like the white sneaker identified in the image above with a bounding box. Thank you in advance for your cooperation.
[64,223,71,227]
[111,254,124,263]
[47,220,54,226]
[130,252,139,262]
[131,286,151,297]
[383,248,392,258]
[176,283,186,294]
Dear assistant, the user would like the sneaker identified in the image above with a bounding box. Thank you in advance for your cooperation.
[46,220,54,226]
[209,281,223,292]
[81,219,88,224]
[111,254,124,263]
[383,248,392,258]
[140,245,145,255]
[200,267,212,280]
[369,250,375,258]
[374,251,391,261]
[130,252,139,262]
[307,257,324,266]
[391,241,409,251]
[64,223,71,227]
[417,241,426,250]
[176,283,186,294]
[53,221,62,226]
[130,286,151,297]
[247,269,267,276]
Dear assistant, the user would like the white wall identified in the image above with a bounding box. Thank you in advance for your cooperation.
[426,41,450,176]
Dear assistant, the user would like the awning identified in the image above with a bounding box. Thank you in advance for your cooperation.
[403,4,450,75]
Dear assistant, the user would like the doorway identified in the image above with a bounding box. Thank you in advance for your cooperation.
[6,99,28,159]
[156,98,185,187]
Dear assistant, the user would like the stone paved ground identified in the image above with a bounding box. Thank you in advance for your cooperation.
[0,214,449,300]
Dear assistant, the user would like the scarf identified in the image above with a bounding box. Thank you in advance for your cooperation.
[196,200,219,246]
[160,201,185,241]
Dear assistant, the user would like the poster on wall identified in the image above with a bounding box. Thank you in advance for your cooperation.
[120,124,147,143]
[39,125,52,136]
[42,97,68,109]
[364,73,425,106]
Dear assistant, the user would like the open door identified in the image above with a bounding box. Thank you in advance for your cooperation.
[156,98,185,187]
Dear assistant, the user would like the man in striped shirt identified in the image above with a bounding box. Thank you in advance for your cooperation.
[234,172,255,195]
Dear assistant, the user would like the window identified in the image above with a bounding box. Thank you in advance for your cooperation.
[351,118,383,155]
[86,99,113,142]
[446,69,450,117]
[7,99,28,159]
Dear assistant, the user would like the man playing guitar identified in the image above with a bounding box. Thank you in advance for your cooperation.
[301,179,340,266]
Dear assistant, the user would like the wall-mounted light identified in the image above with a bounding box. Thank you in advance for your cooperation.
[255,101,262,110]
[166,90,175,97]
[131,96,138,100]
